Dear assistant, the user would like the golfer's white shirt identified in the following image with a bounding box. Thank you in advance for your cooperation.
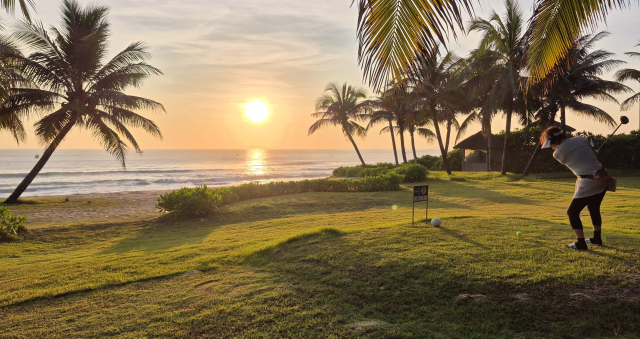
[553,136,607,199]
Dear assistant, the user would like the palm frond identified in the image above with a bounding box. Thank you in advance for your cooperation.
[308,118,333,136]
[1,0,34,22]
[564,100,615,127]
[355,0,474,89]
[620,92,640,111]
[525,0,628,85]
[86,115,128,167]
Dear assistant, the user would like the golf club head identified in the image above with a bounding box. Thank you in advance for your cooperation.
[620,116,629,125]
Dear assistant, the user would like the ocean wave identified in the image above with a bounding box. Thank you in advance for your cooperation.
[0,168,224,179]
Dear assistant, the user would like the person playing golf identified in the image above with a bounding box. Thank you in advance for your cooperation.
[541,126,617,250]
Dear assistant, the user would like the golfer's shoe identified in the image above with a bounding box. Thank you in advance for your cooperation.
[586,238,602,246]
[566,242,588,251]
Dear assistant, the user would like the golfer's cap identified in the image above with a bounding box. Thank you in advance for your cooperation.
[542,138,551,149]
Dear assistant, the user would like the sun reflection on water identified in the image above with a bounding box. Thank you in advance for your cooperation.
[245,149,271,177]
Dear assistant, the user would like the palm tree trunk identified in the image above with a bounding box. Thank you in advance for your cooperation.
[5,119,75,203]
[398,126,408,164]
[485,120,493,172]
[500,100,513,175]
[347,133,366,168]
[560,104,566,131]
[389,120,399,166]
[410,129,418,164]
[430,103,451,174]
[440,118,452,170]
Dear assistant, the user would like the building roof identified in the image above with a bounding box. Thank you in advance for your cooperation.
[453,132,504,151]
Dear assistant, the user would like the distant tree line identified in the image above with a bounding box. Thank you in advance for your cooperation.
[309,0,640,176]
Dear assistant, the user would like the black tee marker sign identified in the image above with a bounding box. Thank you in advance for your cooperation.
[412,185,428,225]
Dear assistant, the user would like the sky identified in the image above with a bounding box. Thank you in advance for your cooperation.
[0,0,639,150]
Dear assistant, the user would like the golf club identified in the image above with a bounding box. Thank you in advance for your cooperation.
[596,116,629,153]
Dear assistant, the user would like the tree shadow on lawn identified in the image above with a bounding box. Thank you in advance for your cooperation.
[101,191,469,254]
[236,228,640,338]
[431,180,537,205]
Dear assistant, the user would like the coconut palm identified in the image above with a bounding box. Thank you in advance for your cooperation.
[469,0,526,175]
[367,91,402,166]
[410,48,464,174]
[355,0,629,90]
[3,0,164,203]
[520,32,630,176]
[616,41,640,128]
[309,82,369,167]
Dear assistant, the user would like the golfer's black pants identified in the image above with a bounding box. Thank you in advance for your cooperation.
[567,190,607,230]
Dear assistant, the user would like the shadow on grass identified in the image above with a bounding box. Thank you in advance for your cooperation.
[235,229,640,338]
[436,226,492,250]
[431,180,537,205]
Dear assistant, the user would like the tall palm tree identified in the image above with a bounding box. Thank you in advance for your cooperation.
[355,0,630,90]
[520,32,629,176]
[309,82,369,167]
[410,48,463,174]
[616,41,640,130]
[367,91,400,166]
[3,0,164,203]
[469,0,526,175]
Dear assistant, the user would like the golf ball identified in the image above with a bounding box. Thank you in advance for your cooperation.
[516,231,522,238]
[431,217,441,227]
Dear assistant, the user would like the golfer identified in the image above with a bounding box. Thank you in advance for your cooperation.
[541,127,617,250]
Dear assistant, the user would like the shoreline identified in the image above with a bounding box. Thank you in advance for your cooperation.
[6,190,171,229]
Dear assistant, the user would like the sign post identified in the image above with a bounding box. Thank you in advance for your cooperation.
[412,185,428,226]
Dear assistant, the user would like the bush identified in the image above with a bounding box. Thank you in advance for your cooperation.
[158,173,403,217]
[157,185,222,216]
[332,163,395,178]
[0,206,27,242]
[391,164,428,182]
[499,127,640,173]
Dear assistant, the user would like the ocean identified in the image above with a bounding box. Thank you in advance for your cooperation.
[0,149,441,198]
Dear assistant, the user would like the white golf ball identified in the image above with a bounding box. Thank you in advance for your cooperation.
[431,217,441,227]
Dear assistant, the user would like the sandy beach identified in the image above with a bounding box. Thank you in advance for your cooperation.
[9,190,170,228]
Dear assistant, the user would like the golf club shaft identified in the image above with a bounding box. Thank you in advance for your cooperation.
[596,124,623,153]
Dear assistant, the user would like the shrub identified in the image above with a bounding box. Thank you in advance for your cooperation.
[158,173,402,217]
[0,206,27,242]
[391,164,428,182]
[332,163,395,178]
[157,185,221,216]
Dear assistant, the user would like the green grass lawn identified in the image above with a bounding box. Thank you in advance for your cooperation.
[1,172,639,338]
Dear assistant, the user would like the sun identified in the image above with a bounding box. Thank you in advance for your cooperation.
[244,100,270,123]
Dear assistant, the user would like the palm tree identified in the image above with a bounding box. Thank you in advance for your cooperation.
[410,48,463,174]
[520,32,630,176]
[469,0,526,175]
[354,0,629,90]
[309,82,369,167]
[367,91,401,166]
[3,0,164,203]
[616,41,640,129]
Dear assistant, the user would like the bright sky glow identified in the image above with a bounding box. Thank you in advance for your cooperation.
[244,101,270,123]
[0,0,638,150]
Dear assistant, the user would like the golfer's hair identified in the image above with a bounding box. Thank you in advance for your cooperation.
[540,126,566,145]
